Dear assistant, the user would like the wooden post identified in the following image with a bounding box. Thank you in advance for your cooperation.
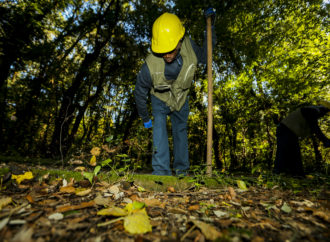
[206,16,213,176]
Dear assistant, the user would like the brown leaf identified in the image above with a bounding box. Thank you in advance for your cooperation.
[74,166,86,172]
[0,197,12,210]
[26,211,43,222]
[252,236,265,242]
[90,147,101,156]
[94,194,114,207]
[313,210,330,222]
[56,200,95,213]
[215,219,233,228]
[38,199,60,207]
[76,188,92,196]
[228,187,236,200]
[59,186,76,194]
[287,220,312,235]
[168,207,188,215]
[11,225,33,242]
[142,198,162,207]
[69,159,84,165]
[188,204,200,211]
[167,186,175,193]
[189,220,222,241]
[130,194,140,201]
[102,144,113,153]
[25,194,34,203]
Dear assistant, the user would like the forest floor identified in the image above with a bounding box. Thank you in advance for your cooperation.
[0,161,329,242]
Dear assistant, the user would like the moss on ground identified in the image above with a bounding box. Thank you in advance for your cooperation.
[0,165,229,192]
[1,155,329,193]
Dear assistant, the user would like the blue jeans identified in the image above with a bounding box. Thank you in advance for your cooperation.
[151,95,189,175]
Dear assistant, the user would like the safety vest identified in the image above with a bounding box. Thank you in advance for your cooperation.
[281,108,311,138]
[146,37,197,111]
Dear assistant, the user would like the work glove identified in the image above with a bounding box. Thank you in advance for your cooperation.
[143,119,152,129]
[204,7,216,25]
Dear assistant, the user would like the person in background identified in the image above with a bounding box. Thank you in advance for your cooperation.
[274,101,330,176]
[134,9,216,175]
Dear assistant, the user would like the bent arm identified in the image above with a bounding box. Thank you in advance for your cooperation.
[134,64,152,123]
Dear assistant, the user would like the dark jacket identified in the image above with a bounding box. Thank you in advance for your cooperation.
[281,105,329,143]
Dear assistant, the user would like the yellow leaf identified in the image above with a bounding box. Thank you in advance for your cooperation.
[90,155,97,166]
[75,188,92,196]
[90,147,101,156]
[306,175,314,180]
[137,186,146,192]
[0,197,12,210]
[74,166,86,172]
[281,202,292,213]
[11,171,33,184]
[125,201,145,214]
[236,180,248,191]
[97,207,128,217]
[123,209,152,234]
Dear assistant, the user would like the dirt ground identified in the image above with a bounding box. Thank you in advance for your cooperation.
[0,162,329,242]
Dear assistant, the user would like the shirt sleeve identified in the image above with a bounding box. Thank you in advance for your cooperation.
[134,63,152,123]
[190,26,217,65]
[301,105,330,143]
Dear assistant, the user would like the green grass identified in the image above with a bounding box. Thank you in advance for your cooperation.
[1,155,329,193]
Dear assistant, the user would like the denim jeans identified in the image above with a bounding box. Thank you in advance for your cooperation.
[151,95,189,175]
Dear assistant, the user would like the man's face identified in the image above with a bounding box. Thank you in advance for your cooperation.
[162,42,182,63]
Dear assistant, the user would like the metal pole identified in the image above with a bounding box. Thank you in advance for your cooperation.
[206,16,213,176]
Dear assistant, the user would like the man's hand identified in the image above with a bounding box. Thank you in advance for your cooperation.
[144,119,152,129]
[204,7,216,24]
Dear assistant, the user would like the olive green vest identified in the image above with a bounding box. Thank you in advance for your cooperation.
[146,37,197,111]
[281,108,311,138]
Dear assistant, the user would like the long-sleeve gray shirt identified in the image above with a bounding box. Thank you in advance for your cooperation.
[134,28,216,123]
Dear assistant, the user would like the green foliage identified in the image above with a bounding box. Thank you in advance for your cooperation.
[83,165,101,185]
[0,0,328,174]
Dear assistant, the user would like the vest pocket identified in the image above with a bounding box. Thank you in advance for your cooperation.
[180,64,196,89]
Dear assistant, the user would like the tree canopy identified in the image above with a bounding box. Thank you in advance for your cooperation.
[0,0,329,173]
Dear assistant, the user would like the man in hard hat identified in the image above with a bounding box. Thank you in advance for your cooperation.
[274,101,330,176]
[134,10,216,175]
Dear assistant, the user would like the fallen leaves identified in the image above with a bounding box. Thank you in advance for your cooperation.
[281,202,292,213]
[59,186,76,194]
[236,180,248,191]
[0,197,12,210]
[123,209,152,234]
[97,207,128,217]
[189,220,222,240]
[97,201,152,234]
[0,165,329,242]
[56,201,95,213]
[90,147,101,156]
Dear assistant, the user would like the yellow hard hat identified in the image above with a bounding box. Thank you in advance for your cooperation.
[151,13,185,54]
